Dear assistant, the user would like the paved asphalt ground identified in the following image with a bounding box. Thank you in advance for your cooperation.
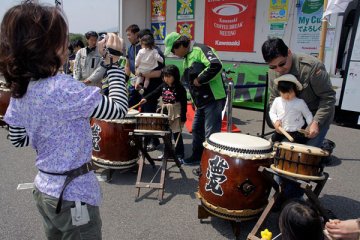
[0,107,359,240]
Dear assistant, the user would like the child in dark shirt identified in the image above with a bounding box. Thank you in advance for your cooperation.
[140,65,187,160]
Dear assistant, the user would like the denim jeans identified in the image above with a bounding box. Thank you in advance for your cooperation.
[191,99,226,161]
[306,126,329,147]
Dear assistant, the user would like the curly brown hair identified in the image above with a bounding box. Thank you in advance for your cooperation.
[0,2,68,98]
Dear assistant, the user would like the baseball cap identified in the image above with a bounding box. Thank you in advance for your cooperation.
[274,74,303,90]
[164,32,181,56]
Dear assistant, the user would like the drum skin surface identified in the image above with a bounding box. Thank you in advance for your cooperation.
[90,117,138,168]
[198,133,273,220]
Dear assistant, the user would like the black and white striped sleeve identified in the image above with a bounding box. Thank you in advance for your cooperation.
[90,66,128,119]
[8,125,30,147]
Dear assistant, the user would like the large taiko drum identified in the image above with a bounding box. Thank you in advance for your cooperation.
[0,82,11,126]
[135,113,169,132]
[197,133,273,221]
[271,142,328,180]
[90,109,139,169]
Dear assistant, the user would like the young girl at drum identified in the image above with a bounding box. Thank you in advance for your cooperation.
[0,3,127,239]
[139,65,187,161]
[269,74,313,144]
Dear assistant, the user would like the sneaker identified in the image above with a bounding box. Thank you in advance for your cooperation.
[146,143,156,152]
[177,157,184,165]
[192,167,201,177]
[182,156,200,166]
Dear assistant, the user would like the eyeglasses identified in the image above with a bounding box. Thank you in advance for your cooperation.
[269,57,288,70]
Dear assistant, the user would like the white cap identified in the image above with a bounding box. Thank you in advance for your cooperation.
[274,74,303,90]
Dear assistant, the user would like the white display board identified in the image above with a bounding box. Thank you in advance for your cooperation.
[341,61,360,112]
[341,14,360,112]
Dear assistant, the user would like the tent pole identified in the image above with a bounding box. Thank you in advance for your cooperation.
[318,0,329,62]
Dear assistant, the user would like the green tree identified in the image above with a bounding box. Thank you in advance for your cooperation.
[69,33,86,45]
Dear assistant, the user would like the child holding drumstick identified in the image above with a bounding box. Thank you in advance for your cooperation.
[269,74,313,144]
[139,65,187,161]
[0,3,127,239]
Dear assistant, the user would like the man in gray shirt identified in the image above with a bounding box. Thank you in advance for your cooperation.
[73,31,102,85]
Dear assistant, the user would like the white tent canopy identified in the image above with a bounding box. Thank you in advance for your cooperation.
[323,0,353,18]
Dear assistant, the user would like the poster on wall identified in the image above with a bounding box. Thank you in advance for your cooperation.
[177,0,195,20]
[294,0,323,56]
[177,21,195,40]
[269,0,289,22]
[151,0,167,22]
[151,22,166,44]
[268,22,286,38]
[204,0,256,52]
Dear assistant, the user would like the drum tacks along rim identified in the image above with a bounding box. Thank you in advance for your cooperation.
[203,132,273,159]
[195,192,265,221]
[92,156,138,170]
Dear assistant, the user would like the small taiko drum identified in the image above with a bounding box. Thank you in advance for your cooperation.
[272,142,328,180]
[0,82,11,126]
[197,133,273,221]
[91,109,139,169]
[135,113,169,132]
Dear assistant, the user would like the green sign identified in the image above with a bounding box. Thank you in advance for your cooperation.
[176,0,195,20]
[302,0,323,14]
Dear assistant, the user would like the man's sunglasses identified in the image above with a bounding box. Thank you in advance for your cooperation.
[269,57,288,70]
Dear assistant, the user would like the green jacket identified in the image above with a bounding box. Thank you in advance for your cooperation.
[268,53,336,129]
[182,42,226,108]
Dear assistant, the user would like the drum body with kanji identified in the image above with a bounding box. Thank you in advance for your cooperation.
[197,133,273,221]
[0,82,11,126]
[91,109,139,169]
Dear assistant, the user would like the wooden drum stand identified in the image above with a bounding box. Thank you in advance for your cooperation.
[130,130,182,204]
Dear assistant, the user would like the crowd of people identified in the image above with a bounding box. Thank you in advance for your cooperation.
[0,1,358,240]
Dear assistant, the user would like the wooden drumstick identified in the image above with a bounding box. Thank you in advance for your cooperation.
[129,101,142,110]
[278,126,294,142]
[174,118,182,148]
